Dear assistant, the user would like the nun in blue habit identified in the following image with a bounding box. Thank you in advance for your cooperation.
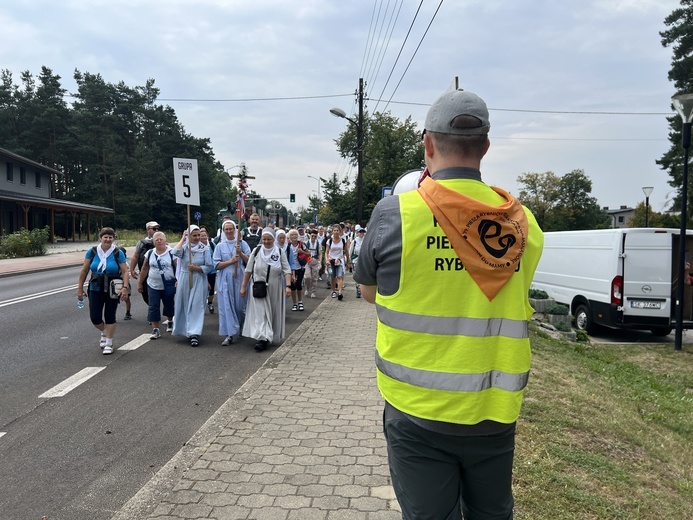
[213,219,252,345]
[171,225,214,347]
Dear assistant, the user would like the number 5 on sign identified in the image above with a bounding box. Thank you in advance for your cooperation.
[173,158,200,206]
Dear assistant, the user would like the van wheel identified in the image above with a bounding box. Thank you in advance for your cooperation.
[650,327,672,337]
[574,304,595,334]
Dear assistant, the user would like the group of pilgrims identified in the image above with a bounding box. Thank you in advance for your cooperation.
[79,215,365,354]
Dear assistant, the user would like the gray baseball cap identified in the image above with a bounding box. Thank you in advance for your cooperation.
[424,89,490,135]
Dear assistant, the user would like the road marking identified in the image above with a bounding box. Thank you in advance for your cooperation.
[38,367,106,398]
[0,432,6,439]
[119,334,152,351]
[0,284,77,308]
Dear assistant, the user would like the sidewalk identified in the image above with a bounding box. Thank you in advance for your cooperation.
[112,278,399,519]
[0,241,99,277]
[1,248,399,518]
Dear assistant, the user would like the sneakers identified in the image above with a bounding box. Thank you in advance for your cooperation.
[190,335,199,347]
[310,293,316,299]
[124,311,132,320]
[166,321,173,333]
[338,293,343,301]
[331,291,337,298]
[103,345,113,355]
[298,302,304,311]
[99,335,107,350]
[254,340,268,352]
[208,303,214,314]
[291,304,298,311]
[221,336,233,346]
[150,328,161,340]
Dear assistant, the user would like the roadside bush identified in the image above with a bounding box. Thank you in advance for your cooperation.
[546,303,569,315]
[575,330,590,342]
[554,321,572,332]
[0,227,49,258]
[529,289,549,299]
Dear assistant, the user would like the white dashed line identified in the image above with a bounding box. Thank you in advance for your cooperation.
[118,334,152,351]
[38,367,106,398]
[0,432,6,439]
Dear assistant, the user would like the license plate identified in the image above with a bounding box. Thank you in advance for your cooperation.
[630,301,661,309]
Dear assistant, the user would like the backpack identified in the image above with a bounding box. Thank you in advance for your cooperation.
[137,239,155,270]
[89,245,127,264]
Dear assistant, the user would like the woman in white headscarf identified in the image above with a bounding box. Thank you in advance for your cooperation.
[171,225,214,347]
[240,227,292,351]
[213,220,252,345]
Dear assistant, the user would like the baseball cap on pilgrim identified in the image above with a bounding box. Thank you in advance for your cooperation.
[146,221,160,229]
[424,89,490,136]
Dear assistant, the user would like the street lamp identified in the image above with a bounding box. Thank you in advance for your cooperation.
[672,92,693,351]
[642,186,653,227]
[330,78,364,223]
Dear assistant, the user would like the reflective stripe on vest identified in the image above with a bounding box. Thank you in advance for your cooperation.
[376,304,529,339]
[376,351,529,393]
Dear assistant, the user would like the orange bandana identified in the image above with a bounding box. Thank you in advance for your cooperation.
[418,176,528,301]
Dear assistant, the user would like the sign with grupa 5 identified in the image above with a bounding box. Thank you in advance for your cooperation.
[173,158,200,207]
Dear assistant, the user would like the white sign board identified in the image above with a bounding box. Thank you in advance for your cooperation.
[173,157,200,206]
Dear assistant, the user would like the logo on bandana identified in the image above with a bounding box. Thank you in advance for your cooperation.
[478,220,516,259]
[271,254,279,262]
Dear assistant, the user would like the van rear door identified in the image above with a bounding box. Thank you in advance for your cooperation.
[621,231,671,322]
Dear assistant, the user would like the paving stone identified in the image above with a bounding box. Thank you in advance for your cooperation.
[171,503,213,518]
[109,282,407,519]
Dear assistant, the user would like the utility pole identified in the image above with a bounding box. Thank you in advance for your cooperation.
[356,77,364,224]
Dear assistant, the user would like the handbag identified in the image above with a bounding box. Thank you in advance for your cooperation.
[252,280,268,298]
[251,257,272,299]
[109,278,124,300]
[297,241,311,266]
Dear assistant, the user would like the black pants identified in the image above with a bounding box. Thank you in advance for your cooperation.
[384,409,515,520]
[290,268,305,291]
[88,289,120,325]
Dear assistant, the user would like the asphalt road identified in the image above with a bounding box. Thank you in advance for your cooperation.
[0,265,329,520]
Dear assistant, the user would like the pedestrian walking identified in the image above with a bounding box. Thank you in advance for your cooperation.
[213,220,251,345]
[325,224,349,300]
[287,229,309,311]
[171,225,214,347]
[354,88,544,520]
[137,231,177,339]
[241,212,263,250]
[240,227,292,352]
[129,221,159,306]
[304,228,322,298]
[76,227,130,355]
[350,225,366,298]
[200,226,217,313]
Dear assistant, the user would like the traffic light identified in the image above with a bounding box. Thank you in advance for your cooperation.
[290,193,296,203]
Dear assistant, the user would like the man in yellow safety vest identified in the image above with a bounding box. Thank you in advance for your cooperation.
[354,88,544,520]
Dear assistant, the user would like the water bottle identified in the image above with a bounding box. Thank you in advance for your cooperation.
[77,298,85,309]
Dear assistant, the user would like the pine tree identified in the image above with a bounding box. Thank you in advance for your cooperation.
[659,1,693,220]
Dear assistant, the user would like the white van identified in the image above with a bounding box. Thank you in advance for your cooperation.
[531,228,693,336]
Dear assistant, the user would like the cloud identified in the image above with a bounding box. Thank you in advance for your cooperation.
[0,0,683,214]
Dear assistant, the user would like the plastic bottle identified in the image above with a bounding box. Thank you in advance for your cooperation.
[77,298,85,309]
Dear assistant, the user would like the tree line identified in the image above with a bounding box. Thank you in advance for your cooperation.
[0,67,230,231]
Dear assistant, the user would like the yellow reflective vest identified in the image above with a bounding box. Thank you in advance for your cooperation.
[375,180,544,425]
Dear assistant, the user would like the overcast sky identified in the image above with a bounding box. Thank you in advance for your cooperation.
[0,0,683,215]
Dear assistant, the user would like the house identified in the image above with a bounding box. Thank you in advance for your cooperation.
[603,205,635,228]
[0,147,114,242]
